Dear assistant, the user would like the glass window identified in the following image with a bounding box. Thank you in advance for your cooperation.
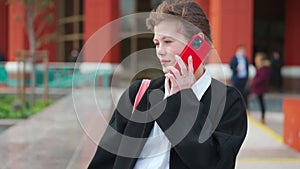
[58,0,84,62]
[119,0,162,65]
[64,23,74,34]
[64,0,74,17]
[120,0,135,15]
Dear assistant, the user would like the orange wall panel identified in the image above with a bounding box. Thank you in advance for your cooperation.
[284,0,300,66]
[7,1,57,62]
[194,0,209,17]
[209,0,222,54]
[283,98,300,152]
[8,2,26,61]
[209,0,253,64]
[84,0,120,63]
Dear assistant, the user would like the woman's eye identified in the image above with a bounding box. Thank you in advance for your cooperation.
[165,40,172,44]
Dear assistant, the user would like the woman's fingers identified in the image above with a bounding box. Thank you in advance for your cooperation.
[165,73,175,81]
[165,73,179,95]
[175,55,188,75]
[166,66,181,78]
[165,55,196,95]
[188,56,194,74]
[175,55,194,75]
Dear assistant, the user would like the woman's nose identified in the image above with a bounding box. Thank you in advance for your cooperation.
[157,45,166,56]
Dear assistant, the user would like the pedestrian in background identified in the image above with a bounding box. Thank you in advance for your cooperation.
[270,50,283,92]
[251,52,271,124]
[229,45,249,107]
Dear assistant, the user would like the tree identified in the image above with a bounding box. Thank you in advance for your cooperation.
[7,0,56,105]
[8,0,56,52]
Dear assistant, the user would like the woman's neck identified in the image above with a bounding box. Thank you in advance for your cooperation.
[194,66,204,80]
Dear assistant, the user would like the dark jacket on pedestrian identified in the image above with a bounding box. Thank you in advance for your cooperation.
[229,55,249,83]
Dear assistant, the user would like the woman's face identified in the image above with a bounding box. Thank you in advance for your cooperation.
[255,54,263,68]
[153,19,189,73]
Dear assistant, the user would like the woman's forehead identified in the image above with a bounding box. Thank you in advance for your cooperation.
[153,19,183,38]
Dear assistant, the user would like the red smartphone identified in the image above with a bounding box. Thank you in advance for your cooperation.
[174,33,211,73]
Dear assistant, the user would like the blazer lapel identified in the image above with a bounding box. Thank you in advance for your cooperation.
[113,78,165,169]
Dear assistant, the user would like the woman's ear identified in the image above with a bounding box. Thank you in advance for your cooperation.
[198,32,205,39]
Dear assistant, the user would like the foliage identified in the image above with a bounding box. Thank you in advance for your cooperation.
[0,95,53,119]
[6,0,57,106]
[7,0,57,50]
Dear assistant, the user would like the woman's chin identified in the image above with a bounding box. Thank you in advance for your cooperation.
[161,67,168,74]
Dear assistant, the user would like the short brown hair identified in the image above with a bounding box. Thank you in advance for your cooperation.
[255,52,267,60]
[146,0,212,42]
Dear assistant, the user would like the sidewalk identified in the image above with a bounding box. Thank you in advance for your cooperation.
[237,113,300,169]
[0,87,299,169]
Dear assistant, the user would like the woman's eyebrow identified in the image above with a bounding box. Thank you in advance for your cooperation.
[153,36,173,42]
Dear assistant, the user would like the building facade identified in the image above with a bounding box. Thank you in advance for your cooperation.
[0,0,299,65]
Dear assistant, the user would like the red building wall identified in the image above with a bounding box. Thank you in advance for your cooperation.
[8,1,57,61]
[284,0,300,66]
[34,1,58,62]
[0,2,8,60]
[209,0,253,64]
[195,0,209,17]
[83,0,120,63]
[4,0,298,66]
[8,2,26,61]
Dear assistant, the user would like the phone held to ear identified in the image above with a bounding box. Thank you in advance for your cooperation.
[174,33,211,73]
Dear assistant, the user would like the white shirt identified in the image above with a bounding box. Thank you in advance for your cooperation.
[236,55,247,78]
[134,69,212,169]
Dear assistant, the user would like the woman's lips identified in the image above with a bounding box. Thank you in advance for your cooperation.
[160,60,171,65]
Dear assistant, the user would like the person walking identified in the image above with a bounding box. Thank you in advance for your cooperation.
[229,45,250,108]
[270,50,283,92]
[251,52,271,124]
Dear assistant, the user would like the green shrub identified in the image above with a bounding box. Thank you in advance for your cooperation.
[0,95,53,119]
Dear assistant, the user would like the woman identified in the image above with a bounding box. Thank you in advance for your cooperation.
[88,0,247,168]
[251,52,271,124]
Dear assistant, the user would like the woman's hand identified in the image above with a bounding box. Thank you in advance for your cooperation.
[165,55,196,95]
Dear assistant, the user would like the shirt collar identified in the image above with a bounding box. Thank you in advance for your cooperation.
[191,69,212,101]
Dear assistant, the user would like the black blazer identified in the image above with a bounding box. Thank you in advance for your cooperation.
[88,77,247,169]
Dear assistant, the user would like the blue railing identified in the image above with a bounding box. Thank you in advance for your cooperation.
[0,62,8,84]
[0,62,114,88]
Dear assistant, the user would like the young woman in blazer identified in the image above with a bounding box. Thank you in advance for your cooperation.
[88,0,247,168]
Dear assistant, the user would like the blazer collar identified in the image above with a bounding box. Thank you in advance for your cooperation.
[114,77,166,168]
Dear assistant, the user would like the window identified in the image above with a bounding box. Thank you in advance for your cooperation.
[57,0,83,62]
[120,0,162,60]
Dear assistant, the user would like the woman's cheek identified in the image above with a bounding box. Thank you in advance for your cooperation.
[167,43,185,57]
[168,48,182,57]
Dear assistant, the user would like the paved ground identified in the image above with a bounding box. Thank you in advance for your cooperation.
[0,87,299,169]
